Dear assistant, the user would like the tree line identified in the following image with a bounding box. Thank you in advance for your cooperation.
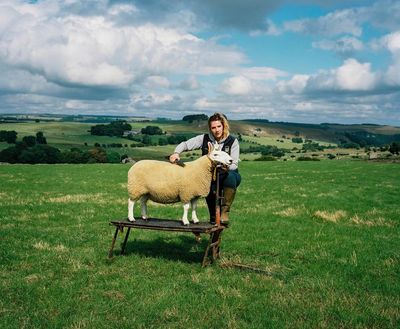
[89,120,195,146]
[126,133,190,147]
[182,114,208,123]
[90,121,165,137]
[0,131,122,164]
[90,120,132,137]
[0,127,194,164]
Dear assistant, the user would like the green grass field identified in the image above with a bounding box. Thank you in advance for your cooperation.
[1,161,399,328]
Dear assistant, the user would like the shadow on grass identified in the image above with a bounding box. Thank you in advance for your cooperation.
[119,235,208,264]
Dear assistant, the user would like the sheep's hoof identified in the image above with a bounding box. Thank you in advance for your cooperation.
[141,216,148,220]
[182,220,190,226]
[192,219,199,224]
[128,217,135,222]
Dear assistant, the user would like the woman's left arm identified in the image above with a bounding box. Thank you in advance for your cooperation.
[229,139,240,170]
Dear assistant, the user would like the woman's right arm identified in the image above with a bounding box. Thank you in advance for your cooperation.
[169,134,204,163]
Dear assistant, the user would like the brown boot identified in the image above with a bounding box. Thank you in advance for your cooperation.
[221,188,236,225]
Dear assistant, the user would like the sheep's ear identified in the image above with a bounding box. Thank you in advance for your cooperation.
[207,142,213,154]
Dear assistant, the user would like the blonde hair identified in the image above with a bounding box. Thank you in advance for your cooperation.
[208,112,230,140]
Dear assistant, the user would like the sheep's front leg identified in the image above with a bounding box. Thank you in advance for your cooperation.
[191,198,199,224]
[128,198,135,222]
[181,202,190,226]
[140,195,149,220]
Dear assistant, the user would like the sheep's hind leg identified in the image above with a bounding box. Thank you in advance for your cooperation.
[128,198,135,222]
[191,198,199,224]
[181,202,190,226]
[140,195,149,220]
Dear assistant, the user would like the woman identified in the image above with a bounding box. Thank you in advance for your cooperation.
[169,113,241,225]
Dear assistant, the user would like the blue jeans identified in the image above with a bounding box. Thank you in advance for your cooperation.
[222,170,241,189]
[206,169,241,221]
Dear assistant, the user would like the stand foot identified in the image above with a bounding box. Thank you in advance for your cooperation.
[108,227,119,258]
[121,227,131,255]
[202,228,224,267]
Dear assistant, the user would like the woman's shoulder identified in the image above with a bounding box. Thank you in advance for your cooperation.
[224,134,237,144]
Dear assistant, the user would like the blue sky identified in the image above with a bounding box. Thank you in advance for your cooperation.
[0,0,399,125]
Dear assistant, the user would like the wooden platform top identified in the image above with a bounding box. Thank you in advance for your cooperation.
[110,218,224,233]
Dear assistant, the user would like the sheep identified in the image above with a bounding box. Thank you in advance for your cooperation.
[127,143,233,225]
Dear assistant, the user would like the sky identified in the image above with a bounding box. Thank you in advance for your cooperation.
[0,0,399,125]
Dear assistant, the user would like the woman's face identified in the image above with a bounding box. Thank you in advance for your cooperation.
[210,120,224,141]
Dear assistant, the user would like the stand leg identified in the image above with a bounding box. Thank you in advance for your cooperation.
[108,227,119,258]
[202,229,224,267]
[121,227,131,255]
[211,229,222,260]
[202,235,212,267]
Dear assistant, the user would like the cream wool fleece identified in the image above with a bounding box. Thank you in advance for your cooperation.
[127,155,213,204]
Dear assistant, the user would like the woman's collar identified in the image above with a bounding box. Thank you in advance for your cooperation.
[209,134,227,143]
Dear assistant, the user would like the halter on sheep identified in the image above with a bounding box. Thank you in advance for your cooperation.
[127,142,233,226]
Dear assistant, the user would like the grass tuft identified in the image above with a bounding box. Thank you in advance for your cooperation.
[314,210,347,222]
[274,207,300,217]
[47,193,105,203]
[33,241,51,250]
[350,214,395,227]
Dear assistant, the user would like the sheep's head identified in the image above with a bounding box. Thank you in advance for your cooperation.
[207,142,233,166]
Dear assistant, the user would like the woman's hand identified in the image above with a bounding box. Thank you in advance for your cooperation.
[169,153,180,163]
[221,164,229,171]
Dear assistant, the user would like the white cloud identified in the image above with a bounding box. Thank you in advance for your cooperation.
[130,93,178,109]
[335,59,377,91]
[108,3,139,17]
[130,0,282,32]
[367,0,400,31]
[0,63,56,94]
[65,100,91,110]
[371,31,400,86]
[280,58,380,93]
[143,76,171,89]
[250,19,282,36]
[385,61,400,86]
[219,76,252,95]
[381,31,400,54]
[284,8,364,37]
[193,97,222,112]
[282,1,400,38]
[240,67,287,81]
[216,67,287,97]
[0,1,246,91]
[277,75,310,94]
[312,36,364,55]
[178,76,201,90]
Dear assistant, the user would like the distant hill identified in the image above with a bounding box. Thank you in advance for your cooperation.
[1,113,400,163]
[234,120,400,146]
[1,113,399,147]
[0,113,151,124]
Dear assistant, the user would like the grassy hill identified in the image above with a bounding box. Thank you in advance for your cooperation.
[235,120,400,143]
[1,114,400,162]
